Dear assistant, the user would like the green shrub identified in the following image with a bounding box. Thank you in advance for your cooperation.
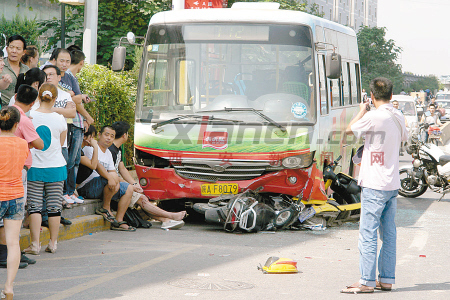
[0,14,41,50]
[77,64,136,166]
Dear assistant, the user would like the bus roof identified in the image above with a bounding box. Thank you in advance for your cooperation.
[150,7,356,37]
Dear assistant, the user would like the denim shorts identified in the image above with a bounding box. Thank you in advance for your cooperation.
[77,176,129,201]
[0,196,26,221]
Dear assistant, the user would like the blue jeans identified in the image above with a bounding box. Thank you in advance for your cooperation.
[77,176,129,201]
[0,196,25,221]
[358,187,397,287]
[67,124,83,196]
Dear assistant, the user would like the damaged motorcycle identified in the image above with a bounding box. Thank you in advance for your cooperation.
[193,155,361,232]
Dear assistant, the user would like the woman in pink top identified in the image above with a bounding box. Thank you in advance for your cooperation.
[0,106,29,300]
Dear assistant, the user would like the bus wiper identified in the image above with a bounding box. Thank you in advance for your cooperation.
[198,107,287,133]
[152,114,242,130]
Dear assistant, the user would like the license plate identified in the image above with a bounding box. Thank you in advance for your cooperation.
[201,183,239,196]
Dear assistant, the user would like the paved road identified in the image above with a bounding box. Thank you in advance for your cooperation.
[6,156,450,299]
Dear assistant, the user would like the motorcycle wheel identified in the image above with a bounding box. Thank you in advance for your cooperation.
[398,169,428,198]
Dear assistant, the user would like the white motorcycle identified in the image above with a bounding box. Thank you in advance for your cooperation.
[400,126,450,199]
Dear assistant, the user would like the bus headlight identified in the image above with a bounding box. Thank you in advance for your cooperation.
[282,152,314,169]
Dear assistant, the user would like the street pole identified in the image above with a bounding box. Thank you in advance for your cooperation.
[61,3,66,48]
[83,0,98,65]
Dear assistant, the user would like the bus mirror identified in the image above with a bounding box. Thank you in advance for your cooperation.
[112,46,126,71]
[326,52,342,79]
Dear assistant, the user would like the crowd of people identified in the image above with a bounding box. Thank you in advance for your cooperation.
[0,34,186,299]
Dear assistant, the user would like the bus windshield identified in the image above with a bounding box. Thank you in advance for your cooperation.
[137,23,316,124]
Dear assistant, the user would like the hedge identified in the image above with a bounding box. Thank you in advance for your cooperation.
[77,64,136,166]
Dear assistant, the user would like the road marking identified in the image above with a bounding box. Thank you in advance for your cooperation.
[15,274,103,286]
[37,247,162,261]
[42,245,201,300]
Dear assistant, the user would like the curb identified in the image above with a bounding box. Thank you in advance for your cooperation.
[20,215,110,250]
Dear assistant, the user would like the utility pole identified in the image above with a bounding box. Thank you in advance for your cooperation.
[83,0,98,64]
[61,3,66,48]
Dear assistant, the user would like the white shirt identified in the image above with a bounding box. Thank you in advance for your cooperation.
[10,88,74,147]
[77,146,115,189]
[29,111,67,169]
[351,103,408,191]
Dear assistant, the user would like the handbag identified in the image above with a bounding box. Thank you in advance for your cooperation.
[124,208,152,228]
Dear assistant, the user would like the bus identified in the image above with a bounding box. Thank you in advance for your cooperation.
[113,2,362,209]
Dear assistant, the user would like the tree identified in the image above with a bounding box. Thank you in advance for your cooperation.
[410,76,440,93]
[39,0,171,67]
[357,26,403,94]
[227,0,324,16]
[0,14,41,50]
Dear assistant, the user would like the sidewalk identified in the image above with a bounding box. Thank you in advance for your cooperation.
[19,171,141,249]
[19,201,110,249]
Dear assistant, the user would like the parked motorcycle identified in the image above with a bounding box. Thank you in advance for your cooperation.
[399,124,450,199]
[193,155,361,231]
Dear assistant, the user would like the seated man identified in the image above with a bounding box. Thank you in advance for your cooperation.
[76,125,135,231]
[110,121,186,230]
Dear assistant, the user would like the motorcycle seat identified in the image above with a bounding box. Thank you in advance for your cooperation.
[439,155,450,165]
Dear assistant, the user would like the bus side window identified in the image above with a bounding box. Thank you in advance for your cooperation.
[330,77,341,108]
[318,54,329,115]
[342,62,350,106]
[355,63,362,103]
[349,63,358,105]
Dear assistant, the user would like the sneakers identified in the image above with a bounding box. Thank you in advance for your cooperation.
[161,220,185,230]
[63,194,75,204]
[69,194,84,204]
[20,253,36,265]
[0,260,28,269]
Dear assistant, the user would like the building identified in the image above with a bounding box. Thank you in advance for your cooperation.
[304,0,377,30]
[1,0,60,22]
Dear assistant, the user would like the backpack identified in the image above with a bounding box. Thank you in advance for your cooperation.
[124,208,152,228]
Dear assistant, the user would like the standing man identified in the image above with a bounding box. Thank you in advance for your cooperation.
[53,49,94,203]
[0,35,29,106]
[341,78,408,293]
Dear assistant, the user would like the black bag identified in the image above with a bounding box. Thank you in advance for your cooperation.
[124,208,152,229]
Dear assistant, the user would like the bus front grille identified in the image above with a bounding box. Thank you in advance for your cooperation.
[172,160,278,182]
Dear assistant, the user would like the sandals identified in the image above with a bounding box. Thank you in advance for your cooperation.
[341,284,374,294]
[1,290,13,300]
[23,242,41,255]
[111,221,136,232]
[62,200,72,209]
[375,281,392,291]
[96,208,119,226]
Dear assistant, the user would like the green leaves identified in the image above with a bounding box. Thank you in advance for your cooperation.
[357,26,404,94]
[78,64,136,165]
[0,14,41,50]
[39,0,171,69]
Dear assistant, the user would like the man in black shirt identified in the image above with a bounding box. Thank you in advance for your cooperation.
[109,121,187,229]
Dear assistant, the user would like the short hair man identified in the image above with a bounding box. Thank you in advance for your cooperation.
[0,35,29,106]
[342,77,408,293]
[109,121,186,229]
[51,49,94,206]
[391,100,399,110]
[76,126,135,231]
